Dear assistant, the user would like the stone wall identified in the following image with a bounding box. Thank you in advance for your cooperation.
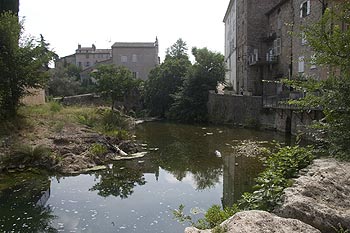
[54,94,104,106]
[208,92,323,136]
[21,88,46,105]
[207,92,275,129]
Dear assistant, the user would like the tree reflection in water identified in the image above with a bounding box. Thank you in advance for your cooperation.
[90,160,147,199]
[0,172,57,232]
[137,122,224,191]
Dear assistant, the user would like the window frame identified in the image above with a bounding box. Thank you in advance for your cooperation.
[300,0,311,18]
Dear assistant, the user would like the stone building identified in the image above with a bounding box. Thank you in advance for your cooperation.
[223,0,280,96]
[223,0,331,96]
[55,39,159,81]
[111,39,160,80]
[55,44,111,70]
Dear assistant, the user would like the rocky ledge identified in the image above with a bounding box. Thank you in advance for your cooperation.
[185,210,320,233]
[185,158,350,233]
[275,158,350,232]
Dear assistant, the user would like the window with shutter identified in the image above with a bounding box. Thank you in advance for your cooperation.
[298,56,305,73]
[300,0,310,18]
[273,38,281,56]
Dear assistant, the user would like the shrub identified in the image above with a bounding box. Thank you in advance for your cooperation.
[89,143,108,156]
[49,101,62,113]
[3,144,52,168]
[174,145,315,229]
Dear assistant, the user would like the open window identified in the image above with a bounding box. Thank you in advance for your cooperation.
[300,0,311,18]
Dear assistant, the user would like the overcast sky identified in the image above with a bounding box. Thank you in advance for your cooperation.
[19,0,229,62]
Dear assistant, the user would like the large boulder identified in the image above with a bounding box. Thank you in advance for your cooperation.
[184,210,320,233]
[275,158,350,232]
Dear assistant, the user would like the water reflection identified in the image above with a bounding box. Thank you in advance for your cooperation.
[0,172,56,232]
[0,122,290,232]
[222,155,263,208]
[90,158,159,199]
[136,122,224,190]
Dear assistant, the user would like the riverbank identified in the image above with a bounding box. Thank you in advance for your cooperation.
[185,158,350,233]
[0,103,146,174]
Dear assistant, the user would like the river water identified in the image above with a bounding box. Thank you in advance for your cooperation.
[0,122,290,233]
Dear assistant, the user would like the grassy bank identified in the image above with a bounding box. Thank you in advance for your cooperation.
[0,102,137,173]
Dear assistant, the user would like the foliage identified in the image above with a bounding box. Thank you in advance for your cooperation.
[49,101,62,113]
[3,144,53,168]
[89,143,108,156]
[91,65,142,110]
[302,2,350,70]
[144,38,192,117]
[174,145,315,229]
[168,47,225,123]
[47,64,84,97]
[332,223,349,233]
[0,12,56,119]
[0,0,19,14]
[286,2,350,160]
[74,107,134,139]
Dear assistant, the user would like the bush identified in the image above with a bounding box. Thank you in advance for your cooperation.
[89,143,108,156]
[174,145,315,229]
[3,144,53,168]
[49,101,62,113]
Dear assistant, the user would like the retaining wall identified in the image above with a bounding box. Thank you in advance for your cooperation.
[207,92,323,136]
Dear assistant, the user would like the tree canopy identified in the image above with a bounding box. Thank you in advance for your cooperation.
[91,65,141,110]
[144,38,191,117]
[290,1,350,160]
[0,0,19,14]
[0,12,56,119]
[168,47,225,123]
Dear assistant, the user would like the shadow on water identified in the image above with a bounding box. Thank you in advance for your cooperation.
[0,171,57,232]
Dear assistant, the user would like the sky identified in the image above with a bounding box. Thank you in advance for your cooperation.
[19,0,229,62]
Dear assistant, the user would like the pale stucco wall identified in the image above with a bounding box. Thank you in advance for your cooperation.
[21,88,46,105]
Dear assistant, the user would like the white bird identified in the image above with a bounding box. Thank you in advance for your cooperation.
[215,150,222,158]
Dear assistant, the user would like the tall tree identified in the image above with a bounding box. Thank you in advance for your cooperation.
[168,47,225,123]
[288,1,350,160]
[144,39,191,117]
[0,0,19,14]
[0,12,55,119]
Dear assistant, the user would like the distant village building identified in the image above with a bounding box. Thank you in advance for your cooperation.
[223,0,330,96]
[55,44,111,70]
[55,38,159,81]
[112,39,160,80]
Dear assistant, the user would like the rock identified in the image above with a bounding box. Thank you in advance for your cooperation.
[185,210,320,233]
[275,158,350,232]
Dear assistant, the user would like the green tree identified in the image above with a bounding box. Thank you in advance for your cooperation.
[144,38,191,117]
[0,0,19,14]
[91,65,141,110]
[168,47,225,123]
[288,1,350,160]
[0,12,55,119]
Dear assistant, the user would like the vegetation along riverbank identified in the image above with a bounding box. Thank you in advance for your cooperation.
[0,103,146,174]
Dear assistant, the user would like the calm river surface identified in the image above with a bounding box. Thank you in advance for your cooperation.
[0,122,290,233]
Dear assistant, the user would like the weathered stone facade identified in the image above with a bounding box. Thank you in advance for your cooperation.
[112,39,159,81]
[224,0,334,95]
[55,39,159,81]
[55,44,111,70]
